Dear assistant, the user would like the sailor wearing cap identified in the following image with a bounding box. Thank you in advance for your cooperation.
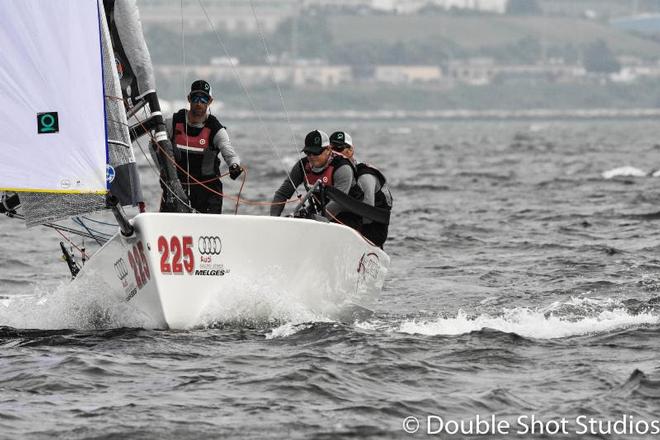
[160,80,244,213]
[330,131,392,248]
[270,130,364,230]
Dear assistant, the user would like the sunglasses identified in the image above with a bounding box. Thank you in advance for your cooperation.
[190,94,210,104]
[305,149,326,157]
[331,143,349,151]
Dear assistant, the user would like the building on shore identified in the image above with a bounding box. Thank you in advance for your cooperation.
[156,56,660,90]
[447,58,587,86]
[374,65,443,83]
[156,63,353,88]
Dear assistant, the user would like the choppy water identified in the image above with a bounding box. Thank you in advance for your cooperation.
[3,119,660,439]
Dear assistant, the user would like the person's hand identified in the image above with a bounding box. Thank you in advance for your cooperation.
[229,163,244,180]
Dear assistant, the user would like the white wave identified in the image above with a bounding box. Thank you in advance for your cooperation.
[195,275,341,328]
[354,320,378,331]
[602,166,648,179]
[265,322,313,339]
[397,306,659,339]
[0,280,156,330]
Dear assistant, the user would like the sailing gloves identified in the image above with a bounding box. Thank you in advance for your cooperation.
[229,163,244,180]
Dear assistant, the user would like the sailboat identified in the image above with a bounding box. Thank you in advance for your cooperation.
[0,0,389,329]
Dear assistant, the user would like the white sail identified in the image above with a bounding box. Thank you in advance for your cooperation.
[0,0,107,194]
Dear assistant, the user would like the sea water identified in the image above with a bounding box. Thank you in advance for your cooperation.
[2,119,660,439]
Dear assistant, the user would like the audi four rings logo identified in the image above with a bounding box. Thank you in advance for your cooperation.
[114,258,129,280]
[198,236,222,255]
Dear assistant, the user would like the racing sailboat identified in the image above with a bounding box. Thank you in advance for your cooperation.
[0,0,389,329]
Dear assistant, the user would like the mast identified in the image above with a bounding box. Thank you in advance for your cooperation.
[104,0,190,213]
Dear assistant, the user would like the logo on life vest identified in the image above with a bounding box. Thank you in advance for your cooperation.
[199,139,206,146]
[322,176,329,183]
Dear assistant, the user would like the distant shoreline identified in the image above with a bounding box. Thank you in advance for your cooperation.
[220,108,660,121]
[158,99,660,121]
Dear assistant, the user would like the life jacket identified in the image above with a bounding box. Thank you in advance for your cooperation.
[302,152,364,201]
[357,163,393,213]
[171,109,224,178]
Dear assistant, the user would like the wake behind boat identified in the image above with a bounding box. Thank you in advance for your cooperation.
[0,0,389,329]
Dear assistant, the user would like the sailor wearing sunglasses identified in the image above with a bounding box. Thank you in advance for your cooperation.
[161,80,244,214]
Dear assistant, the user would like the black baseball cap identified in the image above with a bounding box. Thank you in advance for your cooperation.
[190,79,212,98]
[302,130,330,155]
[330,131,353,149]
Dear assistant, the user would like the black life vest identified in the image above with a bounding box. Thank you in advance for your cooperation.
[357,163,392,212]
[301,153,364,201]
[171,109,224,179]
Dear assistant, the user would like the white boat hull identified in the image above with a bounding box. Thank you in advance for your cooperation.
[73,213,390,329]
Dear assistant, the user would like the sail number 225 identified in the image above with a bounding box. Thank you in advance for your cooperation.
[127,241,150,290]
[158,236,194,274]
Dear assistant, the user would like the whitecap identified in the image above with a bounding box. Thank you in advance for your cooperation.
[602,166,647,179]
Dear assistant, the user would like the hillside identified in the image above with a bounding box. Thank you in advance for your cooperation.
[326,15,660,58]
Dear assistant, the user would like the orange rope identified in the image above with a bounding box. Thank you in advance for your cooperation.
[108,95,325,211]
[55,229,89,259]
[109,95,377,244]
[136,114,298,208]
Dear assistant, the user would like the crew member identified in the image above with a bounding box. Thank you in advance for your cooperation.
[270,130,363,230]
[330,131,392,248]
[160,79,243,213]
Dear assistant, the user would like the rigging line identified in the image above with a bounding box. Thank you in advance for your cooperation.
[72,218,114,239]
[149,133,295,207]
[129,107,295,207]
[114,101,194,212]
[196,0,301,197]
[248,0,301,163]
[78,216,118,227]
[133,107,196,213]
[72,217,106,246]
[234,167,247,214]
[181,0,191,199]
[8,213,109,243]
[55,228,90,259]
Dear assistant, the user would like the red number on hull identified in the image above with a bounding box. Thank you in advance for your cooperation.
[171,236,183,274]
[157,236,194,274]
[127,241,150,289]
[158,236,171,274]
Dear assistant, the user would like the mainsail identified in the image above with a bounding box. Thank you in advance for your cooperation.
[0,0,108,195]
[0,0,148,226]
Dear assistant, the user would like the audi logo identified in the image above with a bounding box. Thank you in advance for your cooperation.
[114,258,129,280]
[198,236,222,255]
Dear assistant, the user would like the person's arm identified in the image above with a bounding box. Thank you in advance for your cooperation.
[150,116,175,166]
[326,164,355,216]
[213,128,240,167]
[270,161,304,216]
[357,173,378,224]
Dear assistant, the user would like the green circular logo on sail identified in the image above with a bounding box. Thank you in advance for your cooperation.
[37,112,59,134]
